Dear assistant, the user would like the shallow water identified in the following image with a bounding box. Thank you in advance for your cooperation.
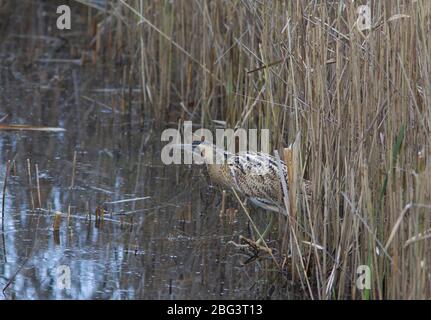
[0,1,293,300]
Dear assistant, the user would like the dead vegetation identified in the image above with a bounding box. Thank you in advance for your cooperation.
[2,0,430,299]
[74,0,431,299]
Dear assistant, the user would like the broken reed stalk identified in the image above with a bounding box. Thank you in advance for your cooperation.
[1,160,11,262]
[53,211,62,231]
[284,132,301,221]
[284,147,295,216]
[95,206,105,229]
[35,164,41,209]
[95,206,104,221]
[70,150,77,189]
[0,124,65,132]
[12,161,16,176]
[26,159,35,212]
[68,205,71,222]
[2,160,10,224]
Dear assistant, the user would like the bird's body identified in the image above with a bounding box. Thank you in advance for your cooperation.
[209,151,288,213]
[194,142,309,215]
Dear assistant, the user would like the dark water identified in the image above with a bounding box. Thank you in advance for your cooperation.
[0,1,290,300]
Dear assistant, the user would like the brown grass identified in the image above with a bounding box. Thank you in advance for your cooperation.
[79,0,431,299]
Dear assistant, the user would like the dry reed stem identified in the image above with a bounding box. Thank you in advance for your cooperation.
[53,211,62,232]
[69,0,431,299]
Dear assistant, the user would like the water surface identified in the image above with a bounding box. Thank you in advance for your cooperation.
[0,1,292,300]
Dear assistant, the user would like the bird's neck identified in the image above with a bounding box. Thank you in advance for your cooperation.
[205,147,231,184]
[209,146,230,165]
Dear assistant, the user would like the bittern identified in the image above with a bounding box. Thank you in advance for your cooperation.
[192,140,310,246]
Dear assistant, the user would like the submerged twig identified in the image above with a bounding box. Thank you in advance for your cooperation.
[35,164,41,209]
[1,160,11,263]
[26,159,35,212]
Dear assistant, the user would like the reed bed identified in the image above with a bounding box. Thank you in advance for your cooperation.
[68,0,431,299]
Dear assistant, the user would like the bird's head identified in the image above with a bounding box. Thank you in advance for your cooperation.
[192,141,226,165]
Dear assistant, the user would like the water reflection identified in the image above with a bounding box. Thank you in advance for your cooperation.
[0,1,290,300]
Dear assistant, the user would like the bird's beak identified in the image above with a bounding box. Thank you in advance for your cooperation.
[191,140,201,152]
[170,143,201,157]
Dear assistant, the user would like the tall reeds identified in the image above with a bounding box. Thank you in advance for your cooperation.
[79,0,430,299]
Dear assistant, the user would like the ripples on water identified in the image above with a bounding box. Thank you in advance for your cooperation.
[0,1,291,299]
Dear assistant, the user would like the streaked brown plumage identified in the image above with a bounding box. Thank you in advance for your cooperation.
[194,141,310,215]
